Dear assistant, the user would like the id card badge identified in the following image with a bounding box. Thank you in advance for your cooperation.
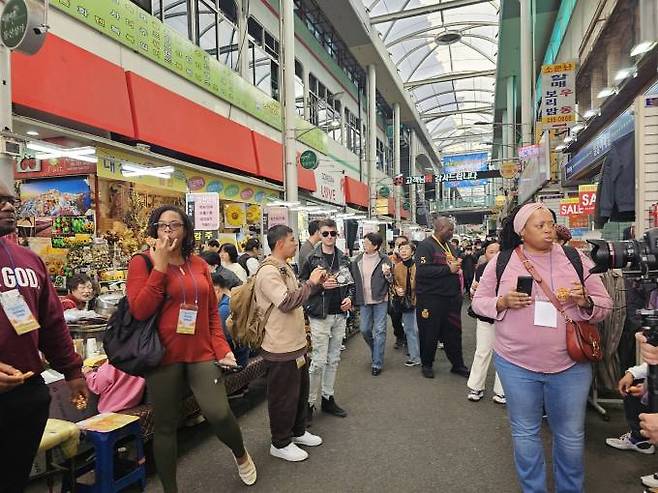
[534,297,558,328]
[295,355,306,369]
[176,304,198,335]
[0,289,40,335]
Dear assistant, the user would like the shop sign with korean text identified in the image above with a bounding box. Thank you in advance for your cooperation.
[312,170,345,206]
[559,197,584,216]
[405,174,435,185]
[541,62,576,128]
[186,193,220,230]
[96,147,278,205]
[0,0,46,55]
[266,207,288,228]
[578,184,597,214]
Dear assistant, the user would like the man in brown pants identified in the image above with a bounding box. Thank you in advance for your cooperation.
[255,225,327,462]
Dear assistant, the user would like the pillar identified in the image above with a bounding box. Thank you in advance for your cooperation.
[0,45,12,188]
[520,0,533,145]
[393,103,401,228]
[367,64,377,218]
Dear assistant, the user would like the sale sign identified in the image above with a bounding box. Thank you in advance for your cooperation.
[559,197,584,216]
[578,184,597,214]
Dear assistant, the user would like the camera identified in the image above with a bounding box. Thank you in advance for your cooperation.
[588,228,658,276]
[587,228,658,411]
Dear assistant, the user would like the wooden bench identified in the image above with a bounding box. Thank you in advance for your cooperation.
[122,354,267,441]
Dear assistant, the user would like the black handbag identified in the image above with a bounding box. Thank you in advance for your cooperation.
[103,254,165,376]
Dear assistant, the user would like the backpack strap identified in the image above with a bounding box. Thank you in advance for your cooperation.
[561,245,585,285]
[495,249,514,295]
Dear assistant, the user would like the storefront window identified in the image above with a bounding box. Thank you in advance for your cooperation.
[295,60,305,118]
[155,0,190,40]
[197,1,219,58]
[248,17,280,101]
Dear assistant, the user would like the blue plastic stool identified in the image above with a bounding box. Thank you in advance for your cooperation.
[62,420,146,493]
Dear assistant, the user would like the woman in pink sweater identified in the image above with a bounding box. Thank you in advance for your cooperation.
[472,203,612,493]
[84,362,145,413]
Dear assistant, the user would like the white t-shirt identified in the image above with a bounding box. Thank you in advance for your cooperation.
[224,262,248,283]
[246,257,260,277]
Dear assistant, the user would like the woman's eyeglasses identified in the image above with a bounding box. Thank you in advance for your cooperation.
[321,231,338,237]
[153,221,184,231]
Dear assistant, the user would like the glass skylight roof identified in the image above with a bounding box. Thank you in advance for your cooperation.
[363,0,499,155]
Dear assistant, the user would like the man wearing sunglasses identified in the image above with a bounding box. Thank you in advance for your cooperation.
[299,219,354,421]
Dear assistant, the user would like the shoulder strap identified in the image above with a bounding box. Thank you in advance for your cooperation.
[495,249,514,295]
[514,246,570,320]
[561,245,584,285]
[134,253,153,272]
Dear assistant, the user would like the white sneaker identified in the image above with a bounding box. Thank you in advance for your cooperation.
[234,451,257,485]
[606,432,655,454]
[292,431,323,447]
[492,394,507,405]
[642,472,658,488]
[467,389,484,401]
[270,443,309,462]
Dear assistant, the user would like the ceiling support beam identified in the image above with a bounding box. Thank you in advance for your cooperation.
[404,69,496,89]
[370,0,490,24]
[421,106,494,120]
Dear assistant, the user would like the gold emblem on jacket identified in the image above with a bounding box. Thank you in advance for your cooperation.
[421,309,430,319]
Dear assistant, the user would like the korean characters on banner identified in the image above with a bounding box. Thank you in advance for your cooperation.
[541,62,577,128]
[186,193,220,230]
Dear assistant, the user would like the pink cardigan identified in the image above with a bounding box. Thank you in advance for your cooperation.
[471,244,613,373]
[84,363,146,413]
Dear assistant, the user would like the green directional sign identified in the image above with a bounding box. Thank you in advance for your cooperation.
[300,150,319,170]
[0,0,29,49]
[378,185,390,198]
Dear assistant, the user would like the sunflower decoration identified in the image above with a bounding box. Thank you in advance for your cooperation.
[224,203,246,228]
[246,204,262,225]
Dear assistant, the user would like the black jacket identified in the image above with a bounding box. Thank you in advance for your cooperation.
[415,236,461,297]
[351,251,393,306]
[299,247,354,319]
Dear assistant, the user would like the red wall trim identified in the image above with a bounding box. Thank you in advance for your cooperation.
[12,35,135,138]
[344,176,368,208]
[126,72,259,175]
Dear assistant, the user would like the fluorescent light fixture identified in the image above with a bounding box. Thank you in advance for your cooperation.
[267,200,301,208]
[583,108,599,119]
[26,130,39,136]
[614,67,636,82]
[28,142,97,163]
[571,123,586,134]
[597,87,617,99]
[121,162,174,178]
[631,41,656,57]
[555,145,566,152]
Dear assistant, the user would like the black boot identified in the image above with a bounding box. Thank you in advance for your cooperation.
[321,396,348,417]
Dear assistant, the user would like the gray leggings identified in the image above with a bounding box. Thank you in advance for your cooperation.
[146,361,246,493]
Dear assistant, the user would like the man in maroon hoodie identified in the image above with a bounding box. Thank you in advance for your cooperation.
[0,179,87,493]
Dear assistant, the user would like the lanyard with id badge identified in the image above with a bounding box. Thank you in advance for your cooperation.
[516,247,558,328]
[0,240,40,335]
[174,263,199,335]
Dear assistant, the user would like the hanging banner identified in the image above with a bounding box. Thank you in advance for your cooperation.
[96,147,278,204]
[375,198,389,215]
[578,184,597,214]
[187,193,220,230]
[540,61,577,128]
[559,197,584,216]
[312,170,346,205]
[224,203,246,229]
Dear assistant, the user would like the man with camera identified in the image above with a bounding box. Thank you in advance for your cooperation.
[299,219,354,421]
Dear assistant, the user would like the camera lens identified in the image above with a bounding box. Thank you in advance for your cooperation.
[588,239,639,272]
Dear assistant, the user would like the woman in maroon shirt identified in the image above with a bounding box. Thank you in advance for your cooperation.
[126,206,256,491]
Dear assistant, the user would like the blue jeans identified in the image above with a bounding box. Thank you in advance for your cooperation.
[359,303,388,369]
[401,309,421,364]
[494,353,592,493]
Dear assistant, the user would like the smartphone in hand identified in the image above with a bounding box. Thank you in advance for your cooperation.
[516,276,533,297]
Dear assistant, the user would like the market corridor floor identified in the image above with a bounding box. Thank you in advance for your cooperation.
[32,309,647,493]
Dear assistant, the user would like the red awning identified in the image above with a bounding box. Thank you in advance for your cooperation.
[252,132,283,182]
[344,176,368,208]
[12,35,135,138]
[126,72,259,175]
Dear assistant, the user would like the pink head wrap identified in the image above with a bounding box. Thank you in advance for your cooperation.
[513,202,548,235]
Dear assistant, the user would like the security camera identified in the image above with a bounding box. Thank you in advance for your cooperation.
[33,25,49,36]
